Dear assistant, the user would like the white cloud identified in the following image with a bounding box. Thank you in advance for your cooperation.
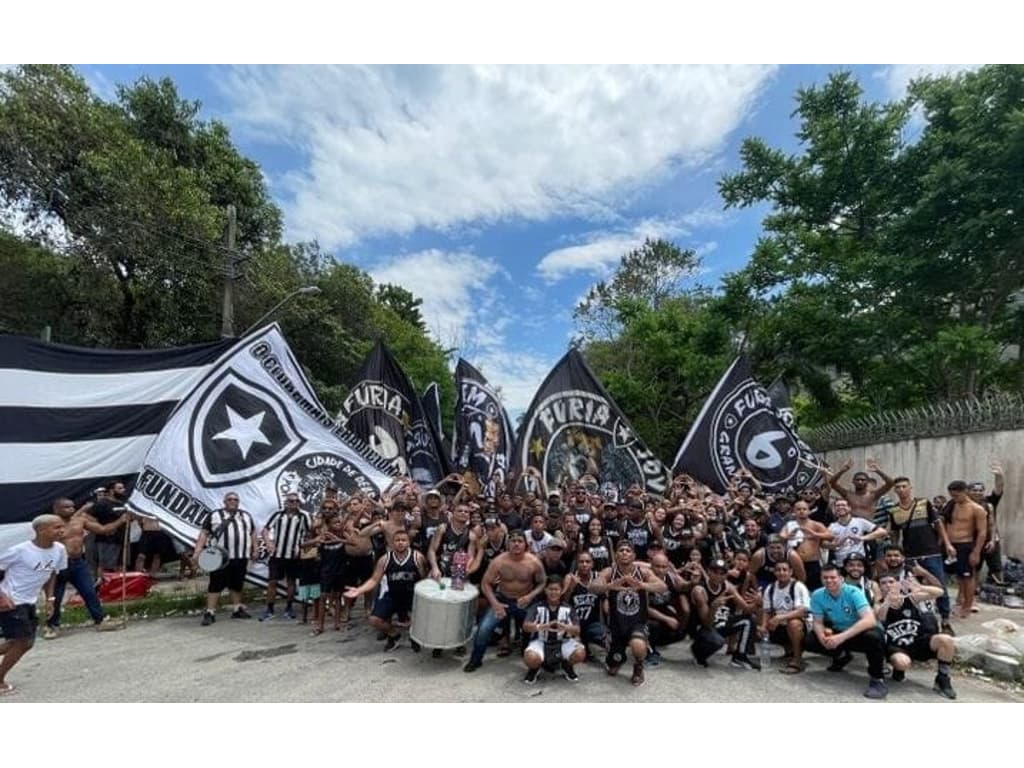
[368,247,559,416]
[370,248,502,348]
[219,65,775,248]
[535,211,727,282]
[876,64,980,99]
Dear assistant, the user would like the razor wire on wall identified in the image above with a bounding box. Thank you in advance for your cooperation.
[805,393,1024,452]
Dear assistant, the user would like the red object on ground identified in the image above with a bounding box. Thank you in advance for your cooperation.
[95,571,155,602]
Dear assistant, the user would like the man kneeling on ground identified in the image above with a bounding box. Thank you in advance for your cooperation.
[522,576,586,684]
[806,563,889,699]
[876,572,957,699]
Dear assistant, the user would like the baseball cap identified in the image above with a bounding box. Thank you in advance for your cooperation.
[484,517,499,528]
[709,559,728,571]
[425,489,442,499]
[546,538,566,550]
[548,491,561,500]
[843,552,867,566]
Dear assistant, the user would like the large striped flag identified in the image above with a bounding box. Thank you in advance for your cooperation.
[0,333,234,551]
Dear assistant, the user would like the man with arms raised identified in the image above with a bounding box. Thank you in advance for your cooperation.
[943,480,987,619]
[592,541,667,687]
[43,498,124,638]
[0,515,67,695]
[827,458,895,520]
[806,563,889,699]
[463,530,546,673]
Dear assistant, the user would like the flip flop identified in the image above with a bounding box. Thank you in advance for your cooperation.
[496,646,512,658]
[0,683,16,696]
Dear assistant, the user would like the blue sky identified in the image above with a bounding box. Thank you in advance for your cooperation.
[79,64,974,417]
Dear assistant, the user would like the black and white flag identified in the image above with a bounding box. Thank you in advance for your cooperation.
[421,382,445,443]
[453,358,514,497]
[0,333,233,551]
[513,349,670,496]
[672,356,821,494]
[127,325,396,549]
[336,340,450,487]
[767,376,796,430]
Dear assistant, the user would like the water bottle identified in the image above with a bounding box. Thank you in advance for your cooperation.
[758,638,772,672]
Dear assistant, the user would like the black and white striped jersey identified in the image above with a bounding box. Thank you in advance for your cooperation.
[263,510,311,559]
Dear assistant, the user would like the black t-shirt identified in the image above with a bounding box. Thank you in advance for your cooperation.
[91,498,120,543]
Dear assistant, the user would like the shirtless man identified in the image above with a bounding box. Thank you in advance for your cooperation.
[748,536,807,590]
[43,498,125,638]
[780,501,833,590]
[826,458,895,520]
[359,498,420,550]
[340,498,377,622]
[943,480,987,618]
[464,530,546,672]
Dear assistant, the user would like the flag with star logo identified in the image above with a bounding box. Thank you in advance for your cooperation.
[453,358,515,497]
[126,325,398,554]
[336,339,451,487]
[512,348,670,496]
[0,331,234,552]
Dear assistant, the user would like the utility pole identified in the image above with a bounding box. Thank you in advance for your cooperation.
[220,204,238,338]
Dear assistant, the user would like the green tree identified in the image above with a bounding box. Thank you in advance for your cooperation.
[376,283,425,330]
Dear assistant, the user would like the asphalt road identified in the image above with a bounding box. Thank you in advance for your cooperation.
[3,609,1022,703]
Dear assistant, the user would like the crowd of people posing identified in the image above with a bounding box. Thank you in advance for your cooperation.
[193,459,1004,700]
[0,459,1005,699]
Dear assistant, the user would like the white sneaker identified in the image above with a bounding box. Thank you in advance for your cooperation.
[43,626,59,640]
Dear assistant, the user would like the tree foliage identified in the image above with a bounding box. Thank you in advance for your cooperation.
[0,65,453,424]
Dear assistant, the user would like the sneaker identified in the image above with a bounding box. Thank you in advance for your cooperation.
[561,662,579,682]
[892,669,906,682]
[410,639,422,653]
[43,626,59,640]
[453,645,467,657]
[940,621,955,637]
[96,616,125,632]
[934,673,957,700]
[646,650,662,668]
[863,678,888,700]
[827,650,854,672]
[432,649,443,659]
[384,634,399,652]
[463,659,481,673]
[231,607,252,619]
[606,662,621,677]
[730,652,761,670]
[631,663,645,687]
[201,611,215,626]
[282,610,296,621]
[259,609,275,622]
[523,668,540,685]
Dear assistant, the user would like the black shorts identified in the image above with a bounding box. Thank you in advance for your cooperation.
[803,559,822,591]
[0,603,38,641]
[607,625,648,665]
[345,554,375,587]
[299,559,321,586]
[208,558,248,594]
[371,592,413,623]
[768,622,805,646]
[954,542,976,578]
[888,635,935,662]
[268,557,302,582]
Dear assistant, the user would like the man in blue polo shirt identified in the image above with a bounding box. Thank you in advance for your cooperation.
[807,563,889,699]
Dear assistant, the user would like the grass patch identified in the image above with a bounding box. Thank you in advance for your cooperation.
[58,586,264,626]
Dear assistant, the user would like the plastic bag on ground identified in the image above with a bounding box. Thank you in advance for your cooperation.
[953,634,990,662]
[981,618,1021,634]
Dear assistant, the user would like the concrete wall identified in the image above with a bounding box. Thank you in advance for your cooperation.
[821,429,1024,558]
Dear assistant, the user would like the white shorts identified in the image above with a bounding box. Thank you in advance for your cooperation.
[526,638,583,660]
